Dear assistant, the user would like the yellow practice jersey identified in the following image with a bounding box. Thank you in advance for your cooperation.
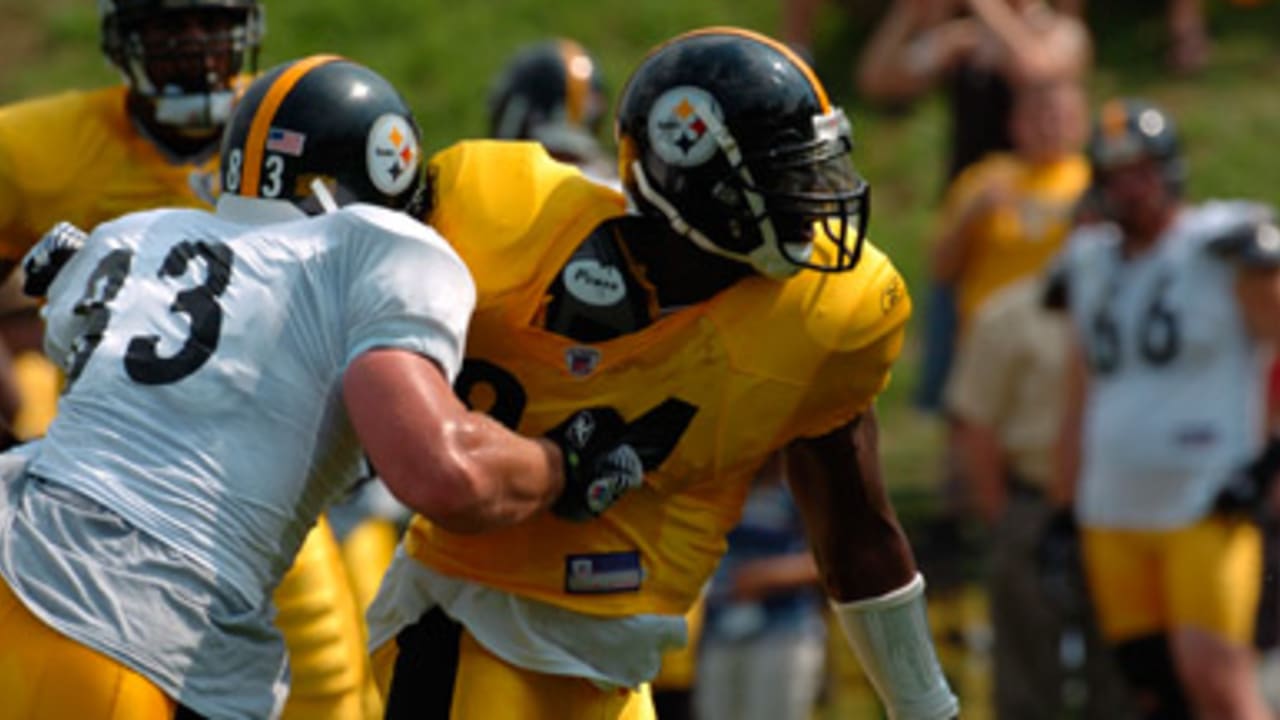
[940,152,1089,327]
[405,141,911,618]
[0,86,215,261]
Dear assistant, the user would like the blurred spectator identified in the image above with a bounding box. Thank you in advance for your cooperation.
[852,0,1090,413]
[1055,0,1210,73]
[1053,97,1280,719]
[930,79,1090,331]
[695,453,825,720]
[946,276,1135,719]
[780,0,828,58]
[857,0,1090,182]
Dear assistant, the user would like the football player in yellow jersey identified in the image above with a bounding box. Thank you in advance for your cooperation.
[329,34,618,633]
[0,3,380,718]
[367,27,958,720]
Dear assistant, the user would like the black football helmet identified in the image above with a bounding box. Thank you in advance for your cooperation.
[100,0,263,129]
[488,38,609,165]
[1087,98,1185,197]
[616,27,870,279]
[219,56,425,215]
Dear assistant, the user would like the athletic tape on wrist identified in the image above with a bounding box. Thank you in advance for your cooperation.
[830,573,959,720]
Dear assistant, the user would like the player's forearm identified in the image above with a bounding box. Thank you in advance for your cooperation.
[424,413,565,533]
[856,3,936,101]
[345,348,564,534]
[954,419,1007,523]
[785,411,918,602]
[790,413,958,718]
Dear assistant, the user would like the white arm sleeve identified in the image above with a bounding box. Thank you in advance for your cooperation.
[831,573,959,720]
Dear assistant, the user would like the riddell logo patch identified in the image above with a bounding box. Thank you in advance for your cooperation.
[881,276,904,314]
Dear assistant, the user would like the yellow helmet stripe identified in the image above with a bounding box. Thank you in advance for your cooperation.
[678,27,831,112]
[241,54,343,197]
[558,39,590,126]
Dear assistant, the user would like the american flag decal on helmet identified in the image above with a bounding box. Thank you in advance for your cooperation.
[266,128,306,156]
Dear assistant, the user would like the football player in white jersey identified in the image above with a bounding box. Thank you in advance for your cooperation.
[1052,97,1280,719]
[0,55,643,720]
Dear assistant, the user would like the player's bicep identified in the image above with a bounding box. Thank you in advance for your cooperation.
[343,348,462,505]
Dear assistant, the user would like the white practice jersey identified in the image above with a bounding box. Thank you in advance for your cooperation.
[1063,201,1268,529]
[0,196,474,718]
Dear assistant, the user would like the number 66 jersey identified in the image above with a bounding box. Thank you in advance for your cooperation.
[0,197,474,718]
[1061,201,1271,529]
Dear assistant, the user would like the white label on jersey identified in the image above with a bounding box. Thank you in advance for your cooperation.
[648,86,723,168]
[564,551,643,594]
[563,259,626,306]
[366,114,420,196]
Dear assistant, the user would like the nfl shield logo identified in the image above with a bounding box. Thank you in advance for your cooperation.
[565,346,601,377]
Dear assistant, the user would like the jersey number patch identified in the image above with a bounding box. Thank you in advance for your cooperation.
[66,241,235,388]
[1088,273,1181,375]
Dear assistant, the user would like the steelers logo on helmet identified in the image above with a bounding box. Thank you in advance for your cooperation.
[648,86,723,168]
[367,113,421,196]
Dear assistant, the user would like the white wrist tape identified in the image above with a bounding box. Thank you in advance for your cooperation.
[830,573,958,720]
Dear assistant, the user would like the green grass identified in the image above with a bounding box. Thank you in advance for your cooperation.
[2,0,1278,504]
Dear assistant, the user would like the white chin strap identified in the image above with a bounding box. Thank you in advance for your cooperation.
[628,103,803,280]
[310,179,340,214]
[630,160,798,280]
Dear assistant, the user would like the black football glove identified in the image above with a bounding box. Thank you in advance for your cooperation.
[1036,507,1088,616]
[22,221,87,298]
[1213,435,1280,518]
[545,407,644,522]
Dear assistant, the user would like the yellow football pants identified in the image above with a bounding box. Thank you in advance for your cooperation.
[8,356,381,719]
[338,516,401,617]
[0,574,179,719]
[1082,516,1263,645]
[277,516,383,720]
[373,620,656,720]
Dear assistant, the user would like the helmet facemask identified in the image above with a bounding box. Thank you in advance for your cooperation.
[102,1,263,130]
[631,104,869,279]
[737,108,870,276]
